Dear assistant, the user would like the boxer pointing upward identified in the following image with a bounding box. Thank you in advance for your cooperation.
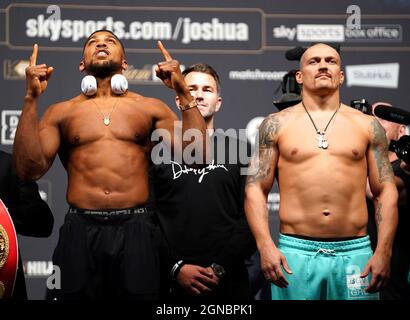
[13,30,207,299]
[245,43,398,300]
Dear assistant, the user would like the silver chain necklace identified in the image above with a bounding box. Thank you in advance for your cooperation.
[302,101,341,149]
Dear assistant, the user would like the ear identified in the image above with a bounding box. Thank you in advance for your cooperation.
[175,96,180,107]
[79,60,85,72]
[399,124,407,137]
[296,70,302,84]
[339,70,345,86]
[215,96,222,113]
[121,59,128,71]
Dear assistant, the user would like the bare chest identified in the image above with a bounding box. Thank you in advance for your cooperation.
[61,102,153,147]
[279,119,369,163]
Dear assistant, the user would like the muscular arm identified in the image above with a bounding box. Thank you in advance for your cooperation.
[154,41,208,165]
[367,119,398,255]
[245,114,279,250]
[13,98,61,181]
[13,44,59,181]
[245,114,292,287]
[154,97,208,164]
[365,119,398,291]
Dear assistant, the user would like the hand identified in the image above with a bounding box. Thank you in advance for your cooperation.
[260,242,292,288]
[400,160,410,175]
[206,266,221,285]
[25,44,54,98]
[361,252,391,293]
[176,264,218,296]
[155,41,187,94]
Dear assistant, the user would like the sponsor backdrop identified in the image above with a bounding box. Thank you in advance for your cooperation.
[1,0,409,299]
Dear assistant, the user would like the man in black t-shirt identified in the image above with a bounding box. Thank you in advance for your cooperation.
[150,63,256,300]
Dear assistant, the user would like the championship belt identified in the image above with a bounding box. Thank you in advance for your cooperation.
[0,199,18,299]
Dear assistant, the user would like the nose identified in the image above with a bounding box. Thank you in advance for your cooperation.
[193,89,204,101]
[318,59,328,70]
[96,40,107,48]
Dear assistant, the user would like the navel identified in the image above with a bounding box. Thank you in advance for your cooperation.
[322,210,331,216]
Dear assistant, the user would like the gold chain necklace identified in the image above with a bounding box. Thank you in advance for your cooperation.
[91,98,119,126]
[302,101,341,149]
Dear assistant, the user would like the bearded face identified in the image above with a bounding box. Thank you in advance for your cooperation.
[80,31,127,78]
[84,60,122,79]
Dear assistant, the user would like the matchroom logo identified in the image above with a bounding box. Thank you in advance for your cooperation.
[1,110,21,145]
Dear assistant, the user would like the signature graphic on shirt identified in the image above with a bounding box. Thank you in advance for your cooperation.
[171,160,228,183]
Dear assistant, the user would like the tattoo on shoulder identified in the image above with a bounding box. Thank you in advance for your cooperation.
[371,119,394,183]
[246,114,281,186]
[258,114,280,148]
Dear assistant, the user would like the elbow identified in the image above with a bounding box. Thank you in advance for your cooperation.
[375,183,399,205]
[17,167,40,182]
[14,162,31,182]
[16,162,46,182]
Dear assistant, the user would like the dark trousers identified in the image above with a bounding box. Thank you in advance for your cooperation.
[48,209,162,300]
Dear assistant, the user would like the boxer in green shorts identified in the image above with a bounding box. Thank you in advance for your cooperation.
[245,43,398,300]
[271,234,379,300]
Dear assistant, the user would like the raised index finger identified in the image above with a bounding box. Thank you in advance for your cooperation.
[30,44,38,66]
[157,41,172,61]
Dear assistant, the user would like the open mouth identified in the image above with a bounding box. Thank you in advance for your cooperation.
[95,50,110,57]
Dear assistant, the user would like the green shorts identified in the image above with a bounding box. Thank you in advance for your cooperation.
[271,234,380,300]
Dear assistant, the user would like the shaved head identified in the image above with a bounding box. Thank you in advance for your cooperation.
[295,42,344,94]
[300,43,341,68]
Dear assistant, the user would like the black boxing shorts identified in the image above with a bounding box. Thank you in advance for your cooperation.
[47,206,162,300]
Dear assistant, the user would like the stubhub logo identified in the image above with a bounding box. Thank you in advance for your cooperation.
[345,63,399,89]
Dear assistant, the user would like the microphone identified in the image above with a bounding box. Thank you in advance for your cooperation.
[374,105,410,125]
[285,47,306,61]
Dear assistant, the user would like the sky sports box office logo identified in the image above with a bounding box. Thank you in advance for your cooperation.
[272,24,402,43]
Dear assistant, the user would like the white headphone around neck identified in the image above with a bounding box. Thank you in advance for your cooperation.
[81,74,128,96]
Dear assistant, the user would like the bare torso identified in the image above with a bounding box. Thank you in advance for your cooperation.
[276,104,372,237]
[52,92,172,209]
